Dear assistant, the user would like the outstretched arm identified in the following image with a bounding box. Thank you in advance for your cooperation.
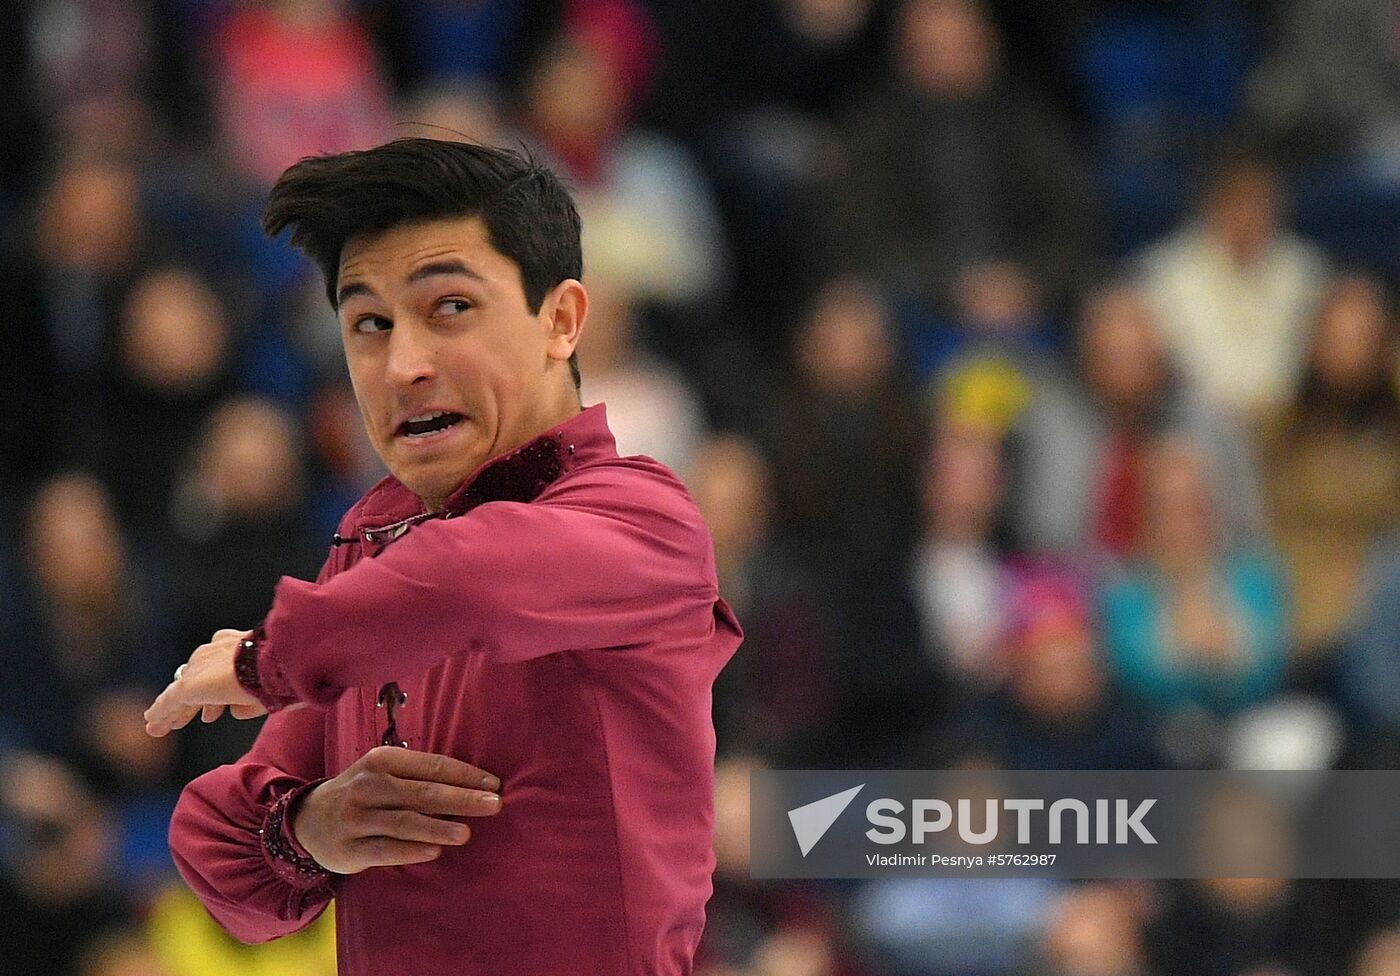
[146,469,716,731]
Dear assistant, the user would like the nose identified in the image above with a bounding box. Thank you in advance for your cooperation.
[384,319,435,387]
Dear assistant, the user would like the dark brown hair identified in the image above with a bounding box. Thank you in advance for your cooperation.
[263,139,584,389]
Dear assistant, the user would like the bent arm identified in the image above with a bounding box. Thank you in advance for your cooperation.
[169,684,333,942]
[249,473,715,708]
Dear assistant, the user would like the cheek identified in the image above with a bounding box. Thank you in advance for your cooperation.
[465,339,532,395]
[344,370,387,436]
[439,349,495,402]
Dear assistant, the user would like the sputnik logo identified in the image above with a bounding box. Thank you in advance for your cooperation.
[787,785,864,857]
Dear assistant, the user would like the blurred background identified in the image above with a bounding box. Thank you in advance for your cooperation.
[3,0,1400,973]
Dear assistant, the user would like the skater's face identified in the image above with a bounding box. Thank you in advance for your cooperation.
[336,217,586,511]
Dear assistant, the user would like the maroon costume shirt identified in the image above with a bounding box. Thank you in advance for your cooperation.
[169,405,743,975]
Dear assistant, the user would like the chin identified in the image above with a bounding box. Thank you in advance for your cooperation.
[381,428,493,501]
[397,470,464,507]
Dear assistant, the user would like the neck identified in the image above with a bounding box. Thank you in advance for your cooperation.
[517,386,583,454]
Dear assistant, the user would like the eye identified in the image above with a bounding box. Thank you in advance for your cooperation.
[352,314,392,334]
[434,299,472,317]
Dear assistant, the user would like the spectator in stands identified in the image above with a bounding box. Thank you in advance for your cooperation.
[167,398,323,768]
[1099,438,1290,714]
[910,257,1061,393]
[9,474,178,788]
[824,0,1097,312]
[576,271,706,477]
[1012,280,1265,557]
[104,268,234,534]
[0,157,147,488]
[1245,0,1400,278]
[911,418,1015,689]
[25,0,156,117]
[685,436,772,625]
[1353,928,1400,976]
[1136,146,1329,421]
[1036,883,1152,976]
[1257,275,1400,660]
[691,435,836,761]
[213,0,394,188]
[519,0,729,311]
[953,567,1161,770]
[32,158,145,363]
[642,0,884,325]
[1246,0,1400,167]
[1148,877,1340,976]
[0,753,137,976]
[24,0,208,147]
[769,275,922,564]
[302,380,387,536]
[768,276,932,764]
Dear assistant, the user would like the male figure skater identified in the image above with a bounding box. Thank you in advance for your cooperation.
[145,139,742,975]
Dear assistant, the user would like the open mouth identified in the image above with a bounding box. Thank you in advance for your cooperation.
[396,411,466,439]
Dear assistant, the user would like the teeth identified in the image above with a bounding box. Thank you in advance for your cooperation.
[401,410,461,438]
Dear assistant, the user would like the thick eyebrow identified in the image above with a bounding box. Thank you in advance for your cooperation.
[336,280,373,307]
[407,259,484,285]
[336,259,484,308]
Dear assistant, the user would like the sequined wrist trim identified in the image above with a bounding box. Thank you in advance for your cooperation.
[260,786,332,890]
[235,625,297,712]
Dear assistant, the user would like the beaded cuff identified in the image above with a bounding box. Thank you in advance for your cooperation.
[260,784,333,890]
[234,625,298,712]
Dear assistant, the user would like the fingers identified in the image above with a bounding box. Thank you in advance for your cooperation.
[360,809,473,847]
[194,703,264,724]
[146,700,200,737]
[376,780,502,818]
[362,746,500,792]
[351,837,444,868]
[212,628,252,640]
[145,681,198,736]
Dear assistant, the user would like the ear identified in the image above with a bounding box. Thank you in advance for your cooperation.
[541,279,587,365]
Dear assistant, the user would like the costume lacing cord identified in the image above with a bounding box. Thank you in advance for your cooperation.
[376,682,408,748]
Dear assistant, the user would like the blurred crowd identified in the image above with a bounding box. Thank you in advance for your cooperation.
[4,0,1400,974]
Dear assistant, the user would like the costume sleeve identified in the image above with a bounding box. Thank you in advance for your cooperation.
[246,469,719,709]
[168,702,333,943]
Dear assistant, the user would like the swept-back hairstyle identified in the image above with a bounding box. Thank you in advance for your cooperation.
[262,138,584,388]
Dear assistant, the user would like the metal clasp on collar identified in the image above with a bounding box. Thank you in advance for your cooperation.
[360,511,437,547]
